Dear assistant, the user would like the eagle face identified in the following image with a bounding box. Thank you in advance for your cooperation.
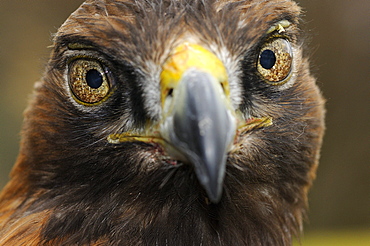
[0,0,325,245]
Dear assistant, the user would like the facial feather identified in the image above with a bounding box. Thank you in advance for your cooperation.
[0,1,324,245]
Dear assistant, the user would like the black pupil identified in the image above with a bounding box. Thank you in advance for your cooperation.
[86,69,103,89]
[260,49,276,69]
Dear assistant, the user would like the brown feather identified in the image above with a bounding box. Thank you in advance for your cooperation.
[0,0,325,245]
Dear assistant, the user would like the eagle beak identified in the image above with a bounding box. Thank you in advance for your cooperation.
[107,43,272,202]
[160,43,236,203]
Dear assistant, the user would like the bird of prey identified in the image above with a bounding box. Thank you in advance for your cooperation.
[0,0,325,245]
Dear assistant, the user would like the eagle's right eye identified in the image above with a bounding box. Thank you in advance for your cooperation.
[257,38,293,85]
[68,59,112,105]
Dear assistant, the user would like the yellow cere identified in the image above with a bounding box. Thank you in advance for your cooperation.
[160,43,229,105]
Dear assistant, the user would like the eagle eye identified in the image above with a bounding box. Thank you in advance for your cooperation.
[257,38,293,84]
[68,59,111,104]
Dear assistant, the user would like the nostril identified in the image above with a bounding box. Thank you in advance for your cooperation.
[220,82,226,93]
[167,88,174,97]
[220,81,229,95]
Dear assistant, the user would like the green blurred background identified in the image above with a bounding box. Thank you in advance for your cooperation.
[0,1,369,244]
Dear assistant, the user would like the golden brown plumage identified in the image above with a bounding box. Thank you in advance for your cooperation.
[0,0,325,245]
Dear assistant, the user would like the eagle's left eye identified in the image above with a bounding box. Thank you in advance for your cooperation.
[257,38,293,84]
[68,59,111,105]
